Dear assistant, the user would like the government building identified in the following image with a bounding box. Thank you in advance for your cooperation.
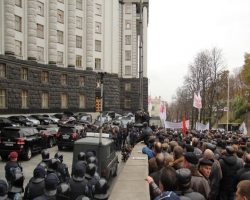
[0,0,149,114]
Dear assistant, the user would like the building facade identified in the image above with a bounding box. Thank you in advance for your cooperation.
[0,0,149,114]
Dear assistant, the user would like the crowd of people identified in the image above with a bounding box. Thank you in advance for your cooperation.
[2,150,109,200]
[135,122,250,200]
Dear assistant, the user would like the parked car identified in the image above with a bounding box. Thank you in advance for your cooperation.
[0,117,20,132]
[36,125,58,148]
[72,133,118,187]
[76,113,92,123]
[54,113,64,120]
[56,124,83,150]
[93,115,112,126]
[8,116,34,127]
[21,115,40,126]
[0,127,41,160]
[30,115,50,125]
[42,114,59,124]
[102,111,116,120]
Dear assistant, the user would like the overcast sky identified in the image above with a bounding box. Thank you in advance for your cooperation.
[147,0,250,103]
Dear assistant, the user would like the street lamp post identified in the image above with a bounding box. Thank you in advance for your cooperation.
[245,91,249,133]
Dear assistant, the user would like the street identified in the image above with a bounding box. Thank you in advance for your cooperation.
[0,144,125,196]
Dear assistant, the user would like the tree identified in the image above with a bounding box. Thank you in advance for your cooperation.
[242,53,250,86]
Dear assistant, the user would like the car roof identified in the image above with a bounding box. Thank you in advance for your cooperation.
[75,137,112,146]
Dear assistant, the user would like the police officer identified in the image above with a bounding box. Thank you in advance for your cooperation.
[24,165,46,200]
[38,150,50,169]
[33,173,60,200]
[69,163,89,200]
[55,183,71,200]
[40,131,48,151]
[85,164,98,198]
[135,122,153,147]
[8,172,25,200]
[47,159,63,184]
[54,153,70,183]
[87,157,100,181]
[93,178,109,200]
[5,152,23,186]
[76,196,90,200]
[71,152,87,177]
[0,179,11,200]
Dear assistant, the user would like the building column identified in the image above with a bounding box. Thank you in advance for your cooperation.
[68,0,76,68]
[4,0,15,56]
[27,0,37,61]
[132,3,137,78]
[86,0,94,70]
[143,6,148,78]
[48,0,57,65]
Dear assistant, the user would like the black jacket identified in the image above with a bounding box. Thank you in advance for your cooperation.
[24,179,45,200]
[135,127,153,146]
[5,161,23,182]
[69,178,89,200]
[183,188,205,200]
[236,163,250,184]
[209,159,222,200]
[219,154,242,194]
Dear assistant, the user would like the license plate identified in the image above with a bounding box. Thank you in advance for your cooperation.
[62,135,69,139]
[5,143,13,146]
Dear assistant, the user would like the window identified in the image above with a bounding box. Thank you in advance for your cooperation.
[37,1,44,16]
[37,24,44,38]
[79,94,86,108]
[21,90,28,108]
[96,4,102,16]
[21,67,28,80]
[42,92,49,108]
[95,22,101,34]
[0,64,6,78]
[125,4,131,14]
[37,46,44,61]
[15,40,22,56]
[15,0,22,7]
[57,31,63,44]
[61,93,67,108]
[0,89,6,108]
[79,76,85,86]
[61,74,67,85]
[125,66,131,75]
[57,51,63,64]
[95,58,101,70]
[125,97,131,108]
[58,0,64,3]
[95,40,101,52]
[96,78,101,88]
[125,83,131,91]
[76,17,82,29]
[57,10,64,23]
[76,36,82,48]
[125,20,131,29]
[125,35,131,45]
[125,51,131,61]
[76,55,82,67]
[41,71,49,83]
[76,0,82,10]
[15,15,22,31]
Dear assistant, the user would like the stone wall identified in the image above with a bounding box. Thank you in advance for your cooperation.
[0,55,148,114]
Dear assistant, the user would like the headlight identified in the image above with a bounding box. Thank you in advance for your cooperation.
[26,122,31,125]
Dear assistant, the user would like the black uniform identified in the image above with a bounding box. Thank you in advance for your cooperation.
[5,161,22,183]
[24,179,45,200]
[56,162,70,183]
[69,178,89,200]
[33,194,56,200]
[41,133,48,150]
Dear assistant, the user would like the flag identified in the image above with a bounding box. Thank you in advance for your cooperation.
[193,92,202,109]
[239,122,248,135]
[182,114,186,135]
[159,101,167,121]
[148,95,152,111]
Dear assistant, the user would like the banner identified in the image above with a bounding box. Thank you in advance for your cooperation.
[159,101,166,121]
[165,120,190,129]
[239,122,248,135]
[195,122,210,131]
[193,92,202,109]
[148,95,152,111]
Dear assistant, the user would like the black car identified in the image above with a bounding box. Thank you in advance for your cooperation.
[36,125,58,148]
[8,116,34,127]
[0,117,20,131]
[54,113,64,120]
[30,115,50,125]
[56,124,83,150]
[0,127,41,160]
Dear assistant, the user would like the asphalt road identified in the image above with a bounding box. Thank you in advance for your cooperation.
[0,144,125,196]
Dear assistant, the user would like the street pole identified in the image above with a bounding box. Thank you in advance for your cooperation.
[226,72,229,132]
[98,72,107,146]
[139,0,143,109]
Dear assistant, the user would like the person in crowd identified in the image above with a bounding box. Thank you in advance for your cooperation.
[183,152,211,200]
[169,146,184,170]
[69,163,89,200]
[192,138,202,157]
[0,179,10,200]
[38,150,50,169]
[40,131,48,150]
[85,163,98,199]
[236,180,250,200]
[175,168,205,200]
[198,159,213,181]
[142,138,156,159]
[55,183,71,200]
[93,178,109,200]
[150,154,165,186]
[219,146,242,200]
[237,154,250,184]
[135,122,153,147]
[5,151,23,185]
[87,156,100,181]
[33,173,60,200]
[54,153,70,183]
[8,172,25,200]
[162,143,169,156]
[47,159,63,184]
[149,142,163,174]
[24,166,46,200]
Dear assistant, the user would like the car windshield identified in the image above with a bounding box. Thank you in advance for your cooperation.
[58,127,75,133]
[28,116,35,119]
[3,118,12,123]
[19,116,26,120]
[1,129,21,138]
